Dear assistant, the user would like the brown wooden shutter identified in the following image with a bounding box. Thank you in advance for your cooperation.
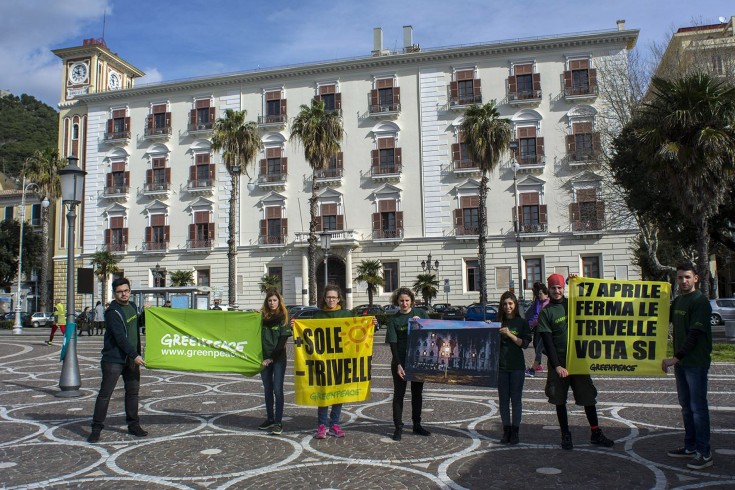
[577,188,597,202]
[395,147,402,165]
[336,152,343,169]
[122,228,128,244]
[516,206,524,226]
[313,95,321,104]
[208,223,215,239]
[450,81,458,99]
[281,219,288,238]
[589,68,597,88]
[196,99,210,109]
[592,132,601,156]
[106,119,114,133]
[378,138,394,149]
[316,216,322,232]
[372,212,380,231]
[189,109,197,126]
[473,79,481,97]
[520,193,538,205]
[507,76,517,94]
[189,165,196,181]
[281,157,288,175]
[396,211,403,231]
[151,214,165,226]
[596,201,605,222]
[194,211,209,223]
[259,219,266,238]
[532,73,541,91]
[111,162,125,172]
[536,137,545,157]
[371,149,379,167]
[563,70,572,89]
[208,107,215,122]
[164,225,170,240]
[336,215,344,230]
[145,226,152,242]
[147,115,154,129]
[124,117,130,131]
[393,87,400,105]
[569,202,580,222]
[335,93,342,110]
[260,159,267,176]
[146,169,153,184]
[566,134,576,156]
[104,229,111,244]
[106,173,113,188]
[189,224,196,240]
[123,171,130,185]
[539,204,548,224]
[280,99,287,116]
[165,112,171,126]
[379,200,396,212]
[370,89,378,107]
[165,167,171,183]
[209,164,215,180]
[454,208,463,227]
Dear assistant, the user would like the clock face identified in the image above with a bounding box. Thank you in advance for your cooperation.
[108,72,121,90]
[69,62,88,84]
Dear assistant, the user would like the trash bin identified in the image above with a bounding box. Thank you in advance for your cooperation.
[725,321,735,339]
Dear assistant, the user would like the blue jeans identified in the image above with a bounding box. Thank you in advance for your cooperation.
[317,404,342,427]
[497,369,525,427]
[675,364,711,455]
[261,358,286,424]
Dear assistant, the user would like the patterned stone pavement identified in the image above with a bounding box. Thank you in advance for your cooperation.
[1,330,734,489]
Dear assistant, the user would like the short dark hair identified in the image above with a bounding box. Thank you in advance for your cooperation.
[532,281,549,298]
[676,262,697,274]
[111,277,130,291]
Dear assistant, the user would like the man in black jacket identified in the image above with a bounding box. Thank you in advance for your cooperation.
[88,277,147,443]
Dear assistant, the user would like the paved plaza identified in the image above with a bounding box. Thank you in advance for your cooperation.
[1,329,734,489]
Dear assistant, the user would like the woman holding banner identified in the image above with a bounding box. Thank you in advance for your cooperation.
[258,289,292,436]
[525,282,550,377]
[385,287,430,441]
[497,291,532,444]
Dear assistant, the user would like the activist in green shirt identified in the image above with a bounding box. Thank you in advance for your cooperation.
[538,273,615,451]
[661,263,713,469]
[496,291,531,445]
[258,289,292,436]
[384,287,430,441]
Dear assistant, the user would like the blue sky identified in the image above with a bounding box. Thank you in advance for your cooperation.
[0,0,732,107]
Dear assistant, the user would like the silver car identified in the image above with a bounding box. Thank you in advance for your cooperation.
[29,312,55,328]
[710,299,735,326]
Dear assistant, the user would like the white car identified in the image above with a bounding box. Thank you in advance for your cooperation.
[29,312,55,328]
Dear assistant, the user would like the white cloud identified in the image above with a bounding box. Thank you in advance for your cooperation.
[137,67,164,86]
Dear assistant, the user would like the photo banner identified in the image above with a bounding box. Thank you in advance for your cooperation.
[405,319,501,387]
[567,277,671,376]
[144,307,263,376]
[293,316,374,406]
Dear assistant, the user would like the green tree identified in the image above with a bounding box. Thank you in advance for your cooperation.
[634,74,735,297]
[211,109,262,307]
[0,219,43,288]
[355,259,384,306]
[459,101,512,305]
[90,250,120,306]
[413,273,439,307]
[0,93,58,177]
[170,270,194,287]
[24,148,64,312]
[290,99,343,305]
[259,274,282,293]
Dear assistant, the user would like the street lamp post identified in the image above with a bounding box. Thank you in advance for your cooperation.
[509,140,524,303]
[420,252,440,273]
[56,156,85,398]
[13,177,49,334]
[320,231,332,287]
[153,263,163,306]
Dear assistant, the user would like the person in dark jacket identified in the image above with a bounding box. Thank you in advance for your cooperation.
[257,289,291,435]
[87,277,147,443]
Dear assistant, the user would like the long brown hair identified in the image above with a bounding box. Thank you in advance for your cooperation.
[498,290,518,323]
[261,289,288,321]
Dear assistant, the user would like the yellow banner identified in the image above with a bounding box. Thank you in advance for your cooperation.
[293,316,375,406]
[567,277,670,376]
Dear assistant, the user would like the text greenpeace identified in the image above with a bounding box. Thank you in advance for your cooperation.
[293,317,374,406]
[144,308,263,376]
[567,277,670,377]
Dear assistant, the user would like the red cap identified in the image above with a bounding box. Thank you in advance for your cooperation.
[548,274,566,288]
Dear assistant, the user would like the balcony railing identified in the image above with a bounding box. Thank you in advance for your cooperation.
[257,173,287,184]
[455,225,480,236]
[517,154,546,166]
[142,241,168,252]
[519,223,548,233]
[508,89,542,102]
[187,178,214,190]
[258,114,288,125]
[143,182,171,192]
[373,228,403,240]
[451,159,480,172]
[104,243,127,253]
[188,120,214,132]
[449,94,482,106]
[572,219,605,232]
[258,234,287,245]
[103,185,129,196]
[564,84,598,97]
[186,238,213,249]
[104,131,131,141]
[368,103,401,114]
[144,125,172,137]
[314,168,343,179]
[370,164,402,177]
[569,150,600,163]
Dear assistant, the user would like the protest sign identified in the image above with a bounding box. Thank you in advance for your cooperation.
[144,307,262,376]
[292,316,374,406]
[567,277,670,376]
[405,319,500,387]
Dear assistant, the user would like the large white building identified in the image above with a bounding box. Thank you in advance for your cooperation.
[53,23,641,308]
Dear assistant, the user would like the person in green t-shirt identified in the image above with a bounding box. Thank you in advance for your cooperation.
[258,289,292,436]
[385,287,430,441]
[662,263,713,470]
[496,290,531,445]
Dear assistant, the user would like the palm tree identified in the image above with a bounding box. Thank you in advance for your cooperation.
[90,250,120,306]
[290,99,344,305]
[413,273,440,307]
[24,148,64,312]
[211,109,262,307]
[170,270,194,287]
[259,274,282,293]
[355,259,384,306]
[460,101,512,306]
[636,74,735,297]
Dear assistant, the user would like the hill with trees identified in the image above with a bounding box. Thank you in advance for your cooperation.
[0,93,58,177]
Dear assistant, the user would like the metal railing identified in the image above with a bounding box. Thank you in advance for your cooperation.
[564,84,598,97]
[103,185,129,196]
[451,159,480,171]
[258,234,287,245]
[104,243,127,253]
[455,226,480,236]
[368,103,401,114]
[143,182,170,192]
[144,126,172,137]
[257,173,287,184]
[508,89,542,101]
[104,131,131,141]
[187,178,213,189]
[517,154,546,166]
[186,238,213,249]
[572,219,605,232]
[373,228,403,240]
[314,167,344,179]
[449,94,482,106]
[520,223,548,233]
[258,114,288,125]
[370,164,402,176]
[142,241,168,251]
[188,121,213,131]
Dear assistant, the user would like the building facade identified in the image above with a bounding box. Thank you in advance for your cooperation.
[53,24,641,309]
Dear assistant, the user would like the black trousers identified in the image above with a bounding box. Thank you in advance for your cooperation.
[391,363,424,427]
[91,360,140,430]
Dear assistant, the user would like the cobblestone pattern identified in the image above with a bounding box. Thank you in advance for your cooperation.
[0,334,734,489]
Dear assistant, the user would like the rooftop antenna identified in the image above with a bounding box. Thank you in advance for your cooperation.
[719,16,727,23]
[101,10,107,42]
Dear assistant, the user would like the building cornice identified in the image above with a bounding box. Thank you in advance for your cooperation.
[77,29,639,104]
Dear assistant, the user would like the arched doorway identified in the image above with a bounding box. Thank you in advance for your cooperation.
[316,256,346,301]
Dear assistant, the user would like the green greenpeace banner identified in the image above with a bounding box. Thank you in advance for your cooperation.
[144,307,262,376]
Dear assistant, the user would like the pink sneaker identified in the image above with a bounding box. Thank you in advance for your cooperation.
[328,424,345,438]
[534,365,545,372]
[315,424,327,439]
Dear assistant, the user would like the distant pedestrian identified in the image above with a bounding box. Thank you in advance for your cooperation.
[46,301,66,345]
[87,277,147,443]
[94,301,105,335]
[525,282,550,377]
[211,299,222,310]
[257,289,291,435]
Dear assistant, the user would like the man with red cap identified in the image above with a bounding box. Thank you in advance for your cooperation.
[537,273,615,450]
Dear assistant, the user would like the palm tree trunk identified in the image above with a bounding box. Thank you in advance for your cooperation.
[367,287,373,306]
[39,206,50,312]
[228,171,239,306]
[695,217,711,298]
[478,172,489,306]
[308,177,319,305]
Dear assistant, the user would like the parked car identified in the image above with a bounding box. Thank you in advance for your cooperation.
[290,307,320,320]
[432,303,451,314]
[352,304,383,316]
[29,312,55,328]
[464,303,498,322]
[3,311,31,325]
[442,305,466,320]
[383,304,399,314]
[414,305,436,316]
[711,298,735,326]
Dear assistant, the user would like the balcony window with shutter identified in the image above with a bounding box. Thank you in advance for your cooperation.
[189,153,215,189]
[513,126,544,166]
[582,256,601,278]
[144,213,169,251]
[566,122,600,162]
[371,138,402,176]
[454,196,482,236]
[382,262,398,292]
[370,78,400,113]
[372,199,403,240]
[105,216,128,252]
[315,84,342,114]
[259,148,288,184]
[516,192,547,233]
[259,206,287,245]
[106,109,130,140]
[145,104,171,137]
[563,59,597,97]
[451,132,478,171]
[106,161,129,195]
[188,210,214,248]
[145,157,170,192]
[189,99,215,131]
[570,187,605,232]
[317,203,343,232]
[261,90,287,125]
[508,64,541,102]
[450,69,481,106]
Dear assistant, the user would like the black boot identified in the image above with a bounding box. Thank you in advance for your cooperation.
[509,426,519,445]
[500,425,511,444]
[412,422,431,436]
[392,426,402,441]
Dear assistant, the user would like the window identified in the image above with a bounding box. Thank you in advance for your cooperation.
[146,104,171,136]
[382,262,399,292]
[197,269,210,287]
[315,84,341,113]
[466,260,480,292]
[189,153,214,188]
[317,153,343,179]
[371,137,402,175]
[370,78,400,113]
[105,216,127,252]
[507,63,540,101]
[263,90,287,124]
[31,204,41,226]
[106,109,130,139]
[267,266,283,288]
[495,267,511,290]
[514,126,544,165]
[259,148,287,183]
[564,59,597,96]
[372,200,403,239]
[567,122,599,162]
[146,157,170,191]
[72,123,79,140]
[145,214,169,251]
[525,258,543,289]
[4,206,13,221]
[188,210,214,248]
[454,196,481,236]
[190,99,215,130]
[259,206,287,244]
[450,69,481,105]
[153,268,166,288]
[318,203,343,231]
[451,132,476,169]
[106,161,129,194]
[516,192,547,233]
[582,256,601,278]
[570,188,605,231]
